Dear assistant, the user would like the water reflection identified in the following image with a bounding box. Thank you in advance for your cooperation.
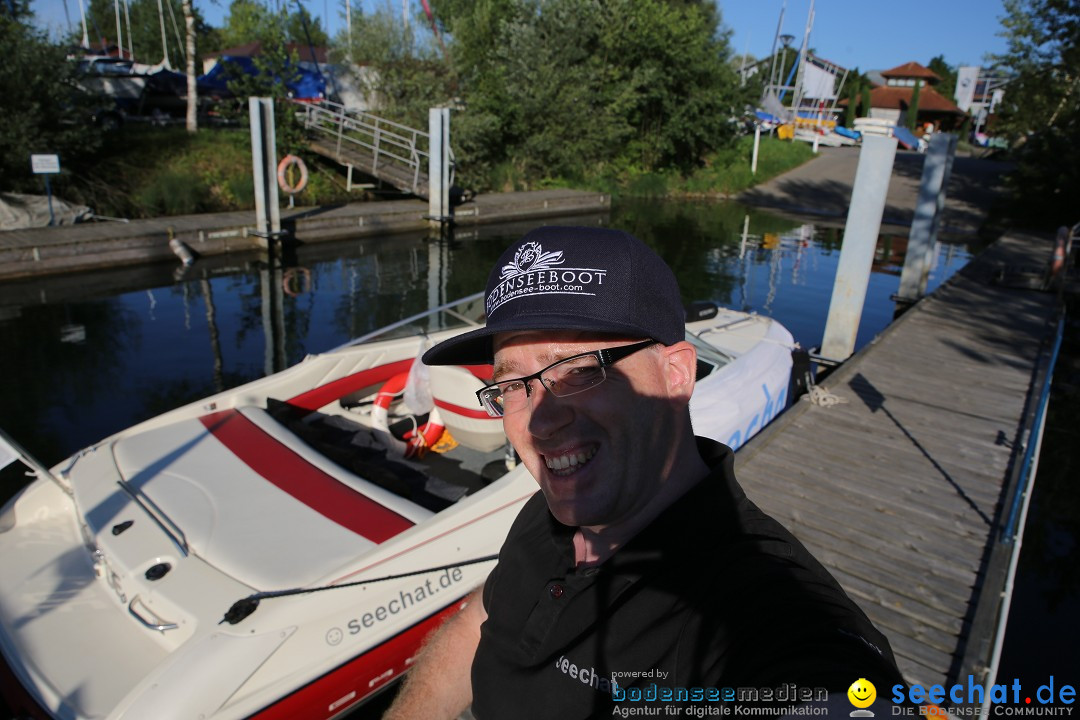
[0,202,980,476]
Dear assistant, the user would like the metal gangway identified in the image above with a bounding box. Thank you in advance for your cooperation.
[294,100,454,199]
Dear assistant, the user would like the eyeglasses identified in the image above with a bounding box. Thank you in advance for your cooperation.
[476,340,657,418]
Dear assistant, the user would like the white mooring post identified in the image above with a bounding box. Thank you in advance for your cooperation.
[896,133,956,302]
[249,97,281,242]
[820,134,899,362]
[428,107,451,227]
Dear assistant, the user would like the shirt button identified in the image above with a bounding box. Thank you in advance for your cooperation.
[549,583,564,599]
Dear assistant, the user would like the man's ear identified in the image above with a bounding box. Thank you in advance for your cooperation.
[661,341,697,401]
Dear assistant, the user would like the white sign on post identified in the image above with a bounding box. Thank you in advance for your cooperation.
[31,154,61,175]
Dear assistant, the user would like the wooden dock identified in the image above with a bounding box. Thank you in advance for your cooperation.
[734,231,1061,691]
[0,189,610,281]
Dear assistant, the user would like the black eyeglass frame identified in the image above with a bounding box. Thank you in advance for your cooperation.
[475,339,658,418]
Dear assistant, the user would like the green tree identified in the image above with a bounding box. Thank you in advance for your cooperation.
[1,3,104,192]
[218,0,327,50]
[437,0,749,188]
[927,54,957,101]
[841,67,872,126]
[992,0,1080,226]
[905,79,922,129]
[333,3,452,130]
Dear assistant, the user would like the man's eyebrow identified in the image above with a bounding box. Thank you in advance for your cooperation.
[493,347,586,380]
[492,359,518,380]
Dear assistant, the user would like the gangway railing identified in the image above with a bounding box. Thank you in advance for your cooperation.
[293,100,454,198]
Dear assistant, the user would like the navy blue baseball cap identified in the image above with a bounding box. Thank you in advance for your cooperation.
[422,226,685,366]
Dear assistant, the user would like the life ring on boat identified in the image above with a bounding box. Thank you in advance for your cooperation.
[277,154,309,194]
[282,267,312,296]
[371,372,445,458]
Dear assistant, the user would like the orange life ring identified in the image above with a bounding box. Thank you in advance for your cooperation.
[370,372,445,458]
[277,154,309,194]
[282,267,312,296]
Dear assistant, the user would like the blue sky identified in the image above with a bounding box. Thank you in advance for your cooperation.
[33,0,1010,73]
[719,0,1009,72]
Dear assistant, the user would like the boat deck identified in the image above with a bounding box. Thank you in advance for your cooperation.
[734,231,1061,690]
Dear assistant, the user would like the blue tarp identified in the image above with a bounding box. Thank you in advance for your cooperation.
[834,125,861,141]
[198,56,326,100]
[891,125,921,150]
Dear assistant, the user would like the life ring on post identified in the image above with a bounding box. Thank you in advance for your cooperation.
[277,154,309,194]
[370,372,445,458]
[282,267,312,296]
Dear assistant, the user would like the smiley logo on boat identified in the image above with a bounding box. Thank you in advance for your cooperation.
[326,627,343,646]
[848,678,876,715]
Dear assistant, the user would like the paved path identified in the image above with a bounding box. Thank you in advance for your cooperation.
[738,146,1013,233]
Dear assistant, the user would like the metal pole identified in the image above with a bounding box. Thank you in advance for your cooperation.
[921,133,958,292]
[820,135,898,361]
[44,175,55,226]
[751,125,761,175]
[428,107,450,227]
[897,133,951,302]
[249,97,281,242]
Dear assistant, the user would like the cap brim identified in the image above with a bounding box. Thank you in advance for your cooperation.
[422,315,664,366]
[421,325,501,366]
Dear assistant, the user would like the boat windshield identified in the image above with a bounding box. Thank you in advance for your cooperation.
[685,331,734,378]
[337,292,487,349]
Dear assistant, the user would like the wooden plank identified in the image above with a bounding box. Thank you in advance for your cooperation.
[734,231,1060,690]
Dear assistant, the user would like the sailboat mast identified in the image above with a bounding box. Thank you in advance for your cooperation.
[78,0,90,48]
[157,0,170,67]
[123,0,133,61]
[767,1,786,90]
[113,0,123,58]
[792,0,815,123]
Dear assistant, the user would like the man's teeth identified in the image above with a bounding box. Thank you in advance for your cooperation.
[545,447,597,472]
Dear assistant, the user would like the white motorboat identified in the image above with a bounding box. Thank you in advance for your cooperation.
[0,292,794,720]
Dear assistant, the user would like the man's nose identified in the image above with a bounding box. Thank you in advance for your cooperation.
[526,378,573,438]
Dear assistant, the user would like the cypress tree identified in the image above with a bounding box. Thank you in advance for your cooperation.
[907,80,922,129]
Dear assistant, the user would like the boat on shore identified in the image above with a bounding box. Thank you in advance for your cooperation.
[0,293,794,720]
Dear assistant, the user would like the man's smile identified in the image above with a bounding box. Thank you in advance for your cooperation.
[543,444,598,476]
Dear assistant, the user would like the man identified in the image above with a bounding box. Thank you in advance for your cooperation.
[384,226,904,718]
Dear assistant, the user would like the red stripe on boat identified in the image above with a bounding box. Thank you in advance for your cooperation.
[286,358,414,412]
[249,600,466,720]
[433,398,494,420]
[200,410,414,543]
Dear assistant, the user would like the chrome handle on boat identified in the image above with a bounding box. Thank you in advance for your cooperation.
[128,595,178,632]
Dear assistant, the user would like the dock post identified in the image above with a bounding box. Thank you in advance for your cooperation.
[428,107,451,228]
[820,134,898,362]
[896,133,956,304]
[249,97,281,244]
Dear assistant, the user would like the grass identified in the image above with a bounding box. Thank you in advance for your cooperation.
[576,135,816,200]
[56,127,815,219]
[61,125,352,219]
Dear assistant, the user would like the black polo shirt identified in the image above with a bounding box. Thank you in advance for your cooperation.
[471,438,905,718]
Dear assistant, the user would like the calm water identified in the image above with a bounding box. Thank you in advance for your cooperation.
[0,199,1073,699]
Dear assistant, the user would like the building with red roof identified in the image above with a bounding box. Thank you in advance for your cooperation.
[841,61,965,131]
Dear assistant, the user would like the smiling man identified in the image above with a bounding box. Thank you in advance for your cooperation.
[384,226,905,719]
